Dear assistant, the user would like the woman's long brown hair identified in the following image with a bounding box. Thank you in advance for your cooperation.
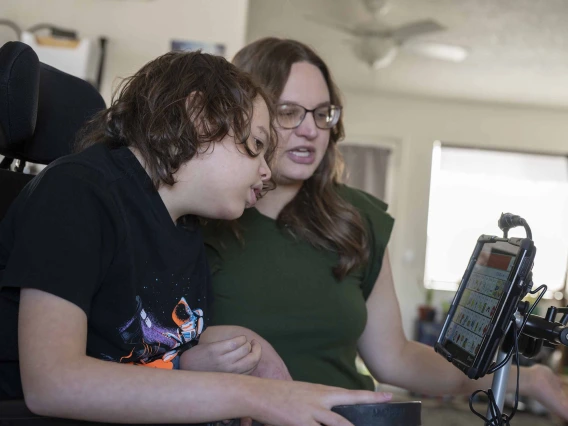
[233,38,369,280]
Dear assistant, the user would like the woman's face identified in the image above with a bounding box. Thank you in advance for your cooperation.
[272,61,332,185]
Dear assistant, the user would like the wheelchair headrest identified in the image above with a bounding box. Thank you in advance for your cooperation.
[0,41,39,154]
[0,41,106,165]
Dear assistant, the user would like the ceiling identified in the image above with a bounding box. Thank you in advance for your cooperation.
[247,0,568,109]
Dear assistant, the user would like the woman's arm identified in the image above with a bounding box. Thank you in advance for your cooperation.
[357,250,568,419]
[20,288,390,425]
[357,250,471,395]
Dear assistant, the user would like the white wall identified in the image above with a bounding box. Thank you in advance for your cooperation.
[0,0,249,104]
[343,91,568,338]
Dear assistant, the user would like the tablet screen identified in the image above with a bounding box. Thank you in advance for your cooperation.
[444,241,518,357]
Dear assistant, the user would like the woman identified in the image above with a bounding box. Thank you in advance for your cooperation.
[204,37,568,419]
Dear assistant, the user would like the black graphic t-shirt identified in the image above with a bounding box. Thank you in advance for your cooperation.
[0,144,211,399]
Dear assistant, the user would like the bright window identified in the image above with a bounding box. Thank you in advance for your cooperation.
[425,143,568,298]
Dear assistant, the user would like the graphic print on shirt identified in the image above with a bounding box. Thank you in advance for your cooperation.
[110,295,204,369]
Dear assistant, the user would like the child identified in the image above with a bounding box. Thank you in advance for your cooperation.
[0,51,391,425]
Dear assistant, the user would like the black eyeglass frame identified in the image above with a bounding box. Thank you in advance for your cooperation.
[275,103,342,130]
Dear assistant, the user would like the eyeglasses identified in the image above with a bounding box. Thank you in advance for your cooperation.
[276,103,342,130]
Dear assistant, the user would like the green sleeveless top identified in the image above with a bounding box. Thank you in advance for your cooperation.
[204,185,394,390]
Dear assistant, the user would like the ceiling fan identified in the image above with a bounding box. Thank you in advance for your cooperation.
[306,0,469,69]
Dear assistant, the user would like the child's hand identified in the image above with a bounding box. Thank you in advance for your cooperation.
[179,335,261,375]
[196,325,292,381]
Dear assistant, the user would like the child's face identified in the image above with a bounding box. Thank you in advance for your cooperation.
[174,97,272,220]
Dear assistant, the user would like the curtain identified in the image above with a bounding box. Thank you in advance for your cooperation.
[338,143,391,201]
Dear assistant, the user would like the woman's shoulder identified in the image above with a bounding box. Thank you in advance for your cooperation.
[335,184,389,215]
[335,184,394,248]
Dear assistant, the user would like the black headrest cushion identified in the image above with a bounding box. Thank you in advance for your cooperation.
[0,41,39,153]
[28,62,106,164]
[0,41,106,165]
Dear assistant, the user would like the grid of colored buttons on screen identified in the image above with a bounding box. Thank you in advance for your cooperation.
[446,266,506,356]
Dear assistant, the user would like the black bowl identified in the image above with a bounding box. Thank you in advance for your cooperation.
[331,401,422,426]
[225,401,422,426]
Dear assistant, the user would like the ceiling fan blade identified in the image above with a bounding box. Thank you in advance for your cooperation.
[304,14,359,36]
[349,38,399,69]
[391,19,445,41]
[402,40,469,62]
